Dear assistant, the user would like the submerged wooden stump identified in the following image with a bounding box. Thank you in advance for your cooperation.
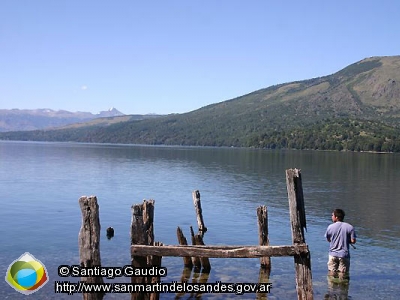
[257,205,271,270]
[131,199,158,300]
[149,241,163,300]
[257,205,271,299]
[177,227,193,268]
[190,226,202,271]
[78,196,104,300]
[191,190,210,272]
[193,233,211,273]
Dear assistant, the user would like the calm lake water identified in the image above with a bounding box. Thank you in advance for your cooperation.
[1,141,399,299]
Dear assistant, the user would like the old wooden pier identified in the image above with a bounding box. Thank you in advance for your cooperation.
[78,168,313,300]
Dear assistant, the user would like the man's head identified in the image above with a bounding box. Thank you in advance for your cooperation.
[332,209,345,222]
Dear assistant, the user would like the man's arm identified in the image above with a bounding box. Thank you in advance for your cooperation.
[325,229,331,242]
[350,226,356,244]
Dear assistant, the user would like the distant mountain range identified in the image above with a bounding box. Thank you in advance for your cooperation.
[2,55,400,152]
[0,107,125,132]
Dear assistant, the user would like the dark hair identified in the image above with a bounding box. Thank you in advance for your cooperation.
[333,209,345,221]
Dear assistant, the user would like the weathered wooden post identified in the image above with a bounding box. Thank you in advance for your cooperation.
[192,190,207,235]
[286,169,313,300]
[78,196,104,300]
[257,205,270,299]
[131,200,158,300]
[257,205,270,269]
[149,241,163,300]
[191,190,211,272]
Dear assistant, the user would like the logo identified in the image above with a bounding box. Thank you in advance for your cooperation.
[5,252,49,295]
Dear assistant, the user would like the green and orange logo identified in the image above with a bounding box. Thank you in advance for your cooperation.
[5,252,49,295]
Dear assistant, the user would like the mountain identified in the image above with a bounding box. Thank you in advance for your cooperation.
[2,56,400,152]
[96,107,124,118]
[0,108,124,132]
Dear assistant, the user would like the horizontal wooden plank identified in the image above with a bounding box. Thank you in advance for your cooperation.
[131,244,308,258]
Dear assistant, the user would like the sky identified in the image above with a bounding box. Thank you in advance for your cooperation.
[1,1,400,115]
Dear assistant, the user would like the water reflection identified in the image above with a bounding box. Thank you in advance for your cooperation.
[174,268,211,299]
[172,266,272,300]
[324,275,350,300]
[257,267,271,300]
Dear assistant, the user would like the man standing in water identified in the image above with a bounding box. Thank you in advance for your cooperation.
[325,209,356,278]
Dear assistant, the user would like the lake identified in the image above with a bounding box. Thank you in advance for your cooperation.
[0,141,399,299]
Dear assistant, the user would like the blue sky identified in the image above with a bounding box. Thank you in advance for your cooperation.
[1,1,399,115]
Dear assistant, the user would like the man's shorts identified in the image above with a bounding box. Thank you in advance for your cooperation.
[327,255,350,274]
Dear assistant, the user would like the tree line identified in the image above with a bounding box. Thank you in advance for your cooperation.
[1,117,400,153]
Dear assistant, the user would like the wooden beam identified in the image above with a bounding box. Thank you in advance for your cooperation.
[131,244,308,258]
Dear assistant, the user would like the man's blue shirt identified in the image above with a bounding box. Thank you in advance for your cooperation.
[325,221,356,258]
